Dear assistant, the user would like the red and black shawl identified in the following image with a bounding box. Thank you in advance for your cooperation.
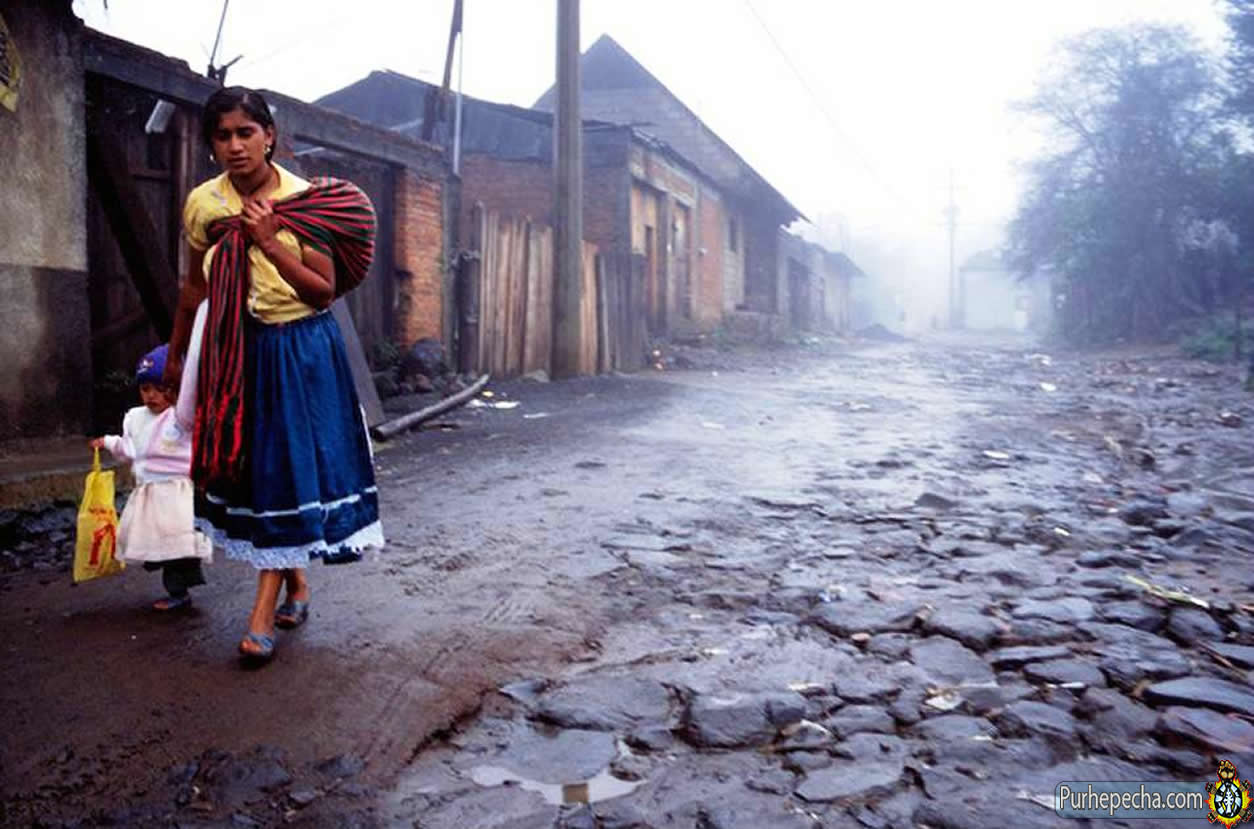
[193,177,376,490]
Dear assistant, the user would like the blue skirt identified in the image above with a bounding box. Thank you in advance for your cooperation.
[195,311,384,570]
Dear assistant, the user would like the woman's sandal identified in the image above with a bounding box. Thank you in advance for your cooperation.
[152,594,192,612]
[239,631,276,664]
[275,599,309,630]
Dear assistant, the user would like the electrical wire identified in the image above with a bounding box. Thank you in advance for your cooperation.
[740,0,929,222]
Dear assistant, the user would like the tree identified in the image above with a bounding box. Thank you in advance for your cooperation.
[1008,25,1231,345]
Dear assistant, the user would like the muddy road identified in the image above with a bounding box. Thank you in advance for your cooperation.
[3,333,1254,828]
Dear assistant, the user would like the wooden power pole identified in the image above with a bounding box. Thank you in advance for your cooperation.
[552,0,583,379]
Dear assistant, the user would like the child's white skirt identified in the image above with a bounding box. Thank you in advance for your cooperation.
[117,478,213,564]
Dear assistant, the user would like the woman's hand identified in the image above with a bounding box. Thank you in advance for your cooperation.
[241,198,280,253]
[88,437,105,450]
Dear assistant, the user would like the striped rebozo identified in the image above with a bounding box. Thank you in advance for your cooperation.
[194,177,377,490]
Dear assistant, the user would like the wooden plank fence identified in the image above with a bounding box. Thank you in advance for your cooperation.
[464,204,644,378]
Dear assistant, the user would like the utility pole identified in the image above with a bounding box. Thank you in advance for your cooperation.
[552,0,583,378]
[945,168,959,329]
[205,0,241,84]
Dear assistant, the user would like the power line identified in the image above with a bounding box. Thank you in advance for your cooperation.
[739,0,926,222]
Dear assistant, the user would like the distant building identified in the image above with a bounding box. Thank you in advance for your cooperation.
[323,34,808,342]
[958,249,1052,333]
[534,35,805,329]
[777,232,865,334]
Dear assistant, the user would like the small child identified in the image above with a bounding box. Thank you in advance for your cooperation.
[91,344,211,611]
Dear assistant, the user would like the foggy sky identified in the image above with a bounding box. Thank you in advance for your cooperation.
[74,0,1229,322]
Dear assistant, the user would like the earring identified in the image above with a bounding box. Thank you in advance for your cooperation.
[265,143,273,153]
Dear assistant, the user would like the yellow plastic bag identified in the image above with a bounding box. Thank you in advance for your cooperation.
[73,448,123,583]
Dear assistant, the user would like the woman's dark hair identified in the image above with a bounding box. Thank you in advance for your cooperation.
[201,86,276,161]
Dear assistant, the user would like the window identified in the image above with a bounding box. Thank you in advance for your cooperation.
[728,218,739,252]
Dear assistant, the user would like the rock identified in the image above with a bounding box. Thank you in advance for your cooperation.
[1011,597,1094,624]
[1165,608,1224,645]
[203,746,293,808]
[1096,601,1164,632]
[499,679,549,705]
[1167,492,1210,517]
[1142,677,1254,718]
[763,691,808,728]
[289,789,319,808]
[699,805,819,829]
[610,753,652,782]
[1119,499,1169,526]
[795,734,905,803]
[922,607,1000,651]
[401,337,447,379]
[316,753,365,780]
[910,636,996,686]
[373,371,399,398]
[1098,655,1193,692]
[961,683,1036,715]
[684,692,773,748]
[1157,706,1254,754]
[1074,573,1140,598]
[809,600,920,638]
[1075,688,1159,751]
[913,788,1079,829]
[1023,659,1106,688]
[594,802,655,829]
[783,751,833,773]
[833,672,901,704]
[825,705,896,738]
[888,692,924,726]
[1119,741,1211,776]
[625,725,674,753]
[915,492,958,511]
[999,617,1078,645]
[910,714,996,741]
[411,373,435,394]
[522,369,551,383]
[1219,411,1244,428]
[866,633,911,660]
[1205,643,1254,669]
[1151,519,1187,538]
[558,805,599,829]
[1076,549,1143,568]
[536,677,671,732]
[985,645,1072,670]
[995,701,1078,741]
[745,767,796,795]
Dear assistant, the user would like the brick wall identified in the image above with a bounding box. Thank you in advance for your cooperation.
[460,154,626,256]
[393,169,445,346]
[696,187,725,328]
[459,155,553,241]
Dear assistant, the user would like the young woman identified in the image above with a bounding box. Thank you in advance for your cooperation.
[166,86,383,664]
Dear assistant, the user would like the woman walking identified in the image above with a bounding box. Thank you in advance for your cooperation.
[166,86,383,664]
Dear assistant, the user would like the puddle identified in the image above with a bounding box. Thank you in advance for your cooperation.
[468,762,643,805]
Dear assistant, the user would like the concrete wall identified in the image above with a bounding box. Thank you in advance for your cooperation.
[0,0,90,441]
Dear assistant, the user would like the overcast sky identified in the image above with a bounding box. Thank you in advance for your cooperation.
[74,0,1230,313]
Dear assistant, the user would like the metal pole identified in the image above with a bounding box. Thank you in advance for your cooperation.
[452,27,464,175]
[207,0,230,79]
[946,168,959,329]
[552,0,583,378]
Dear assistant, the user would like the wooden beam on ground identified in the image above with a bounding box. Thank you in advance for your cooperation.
[332,301,386,428]
[85,124,175,340]
[371,374,490,440]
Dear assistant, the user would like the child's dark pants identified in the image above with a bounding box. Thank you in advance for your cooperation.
[142,558,206,597]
